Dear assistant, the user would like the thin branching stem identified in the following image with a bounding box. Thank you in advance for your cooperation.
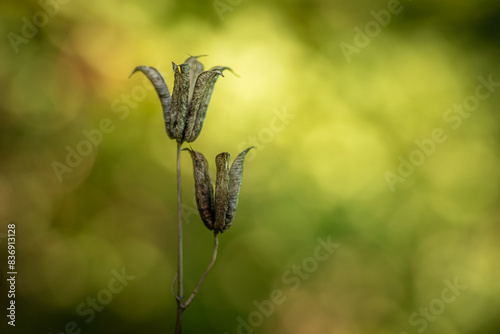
[175,141,183,334]
[183,231,219,308]
[171,273,180,301]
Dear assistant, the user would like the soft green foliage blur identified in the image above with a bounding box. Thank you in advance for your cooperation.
[1,0,500,333]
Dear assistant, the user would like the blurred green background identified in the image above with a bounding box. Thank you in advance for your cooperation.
[1,0,500,333]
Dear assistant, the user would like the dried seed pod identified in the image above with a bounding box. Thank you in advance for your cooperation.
[185,147,253,232]
[170,62,190,141]
[184,148,214,230]
[184,55,206,104]
[129,66,173,138]
[224,147,254,231]
[131,59,233,143]
[214,152,230,231]
[183,67,230,142]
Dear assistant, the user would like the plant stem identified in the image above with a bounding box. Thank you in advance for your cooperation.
[183,232,219,308]
[175,141,183,334]
[174,144,219,332]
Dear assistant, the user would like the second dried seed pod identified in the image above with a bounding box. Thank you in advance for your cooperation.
[185,147,254,232]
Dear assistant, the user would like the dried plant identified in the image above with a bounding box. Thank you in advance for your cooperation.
[130,56,252,333]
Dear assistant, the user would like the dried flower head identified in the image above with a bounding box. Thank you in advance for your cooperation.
[184,147,254,232]
[129,56,232,143]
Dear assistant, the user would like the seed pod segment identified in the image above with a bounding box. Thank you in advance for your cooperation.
[184,148,215,230]
[129,66,173,138]
[184,55,206,104]
[214,152,230,231]
[170,62,190,141]
[224,147,254,231]
[183,67,230,142]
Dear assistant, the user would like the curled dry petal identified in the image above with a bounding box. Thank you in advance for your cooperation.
[183,68,230,142]
[214,152,230,231]
[129,66,173,138]
[224,147,254,231]
[184,148,214,230]
[209,66,238,78]
[170,62,190,141]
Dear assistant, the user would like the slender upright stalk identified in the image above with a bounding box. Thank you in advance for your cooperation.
[175,141,183,334]
[184,232,219,308]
